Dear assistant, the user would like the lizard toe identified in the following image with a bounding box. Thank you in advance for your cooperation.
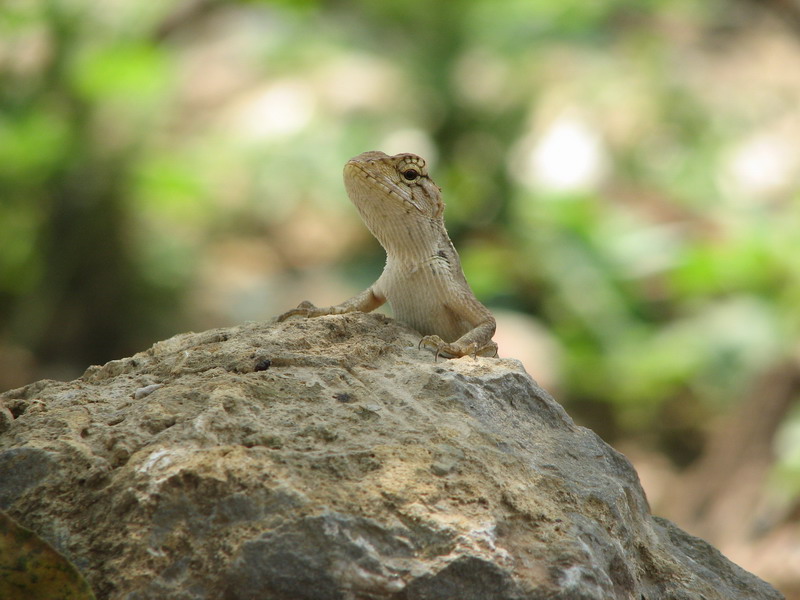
[477,341,499,358]
[277,300,319,322]
[418,335,445,352]
[419,336,473,360]
[419,337,498,360]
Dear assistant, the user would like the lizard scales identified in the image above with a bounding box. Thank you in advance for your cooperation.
[279,151,497,359]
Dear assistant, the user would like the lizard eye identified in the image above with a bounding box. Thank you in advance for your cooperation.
[401,168,420,181]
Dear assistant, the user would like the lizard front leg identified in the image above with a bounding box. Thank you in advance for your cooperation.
[277,287,386,322]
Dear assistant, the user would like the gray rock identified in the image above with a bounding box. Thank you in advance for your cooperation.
[0,313,784,600]
[0,446,54,509]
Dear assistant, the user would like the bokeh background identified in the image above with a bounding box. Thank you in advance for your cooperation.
[2,0,799,594]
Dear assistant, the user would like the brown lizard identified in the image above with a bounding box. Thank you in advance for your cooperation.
[278,151,497,359]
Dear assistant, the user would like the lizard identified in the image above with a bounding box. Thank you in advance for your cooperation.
[277,150,497,359]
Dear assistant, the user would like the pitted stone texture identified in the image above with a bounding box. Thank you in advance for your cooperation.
[0,313,783,599]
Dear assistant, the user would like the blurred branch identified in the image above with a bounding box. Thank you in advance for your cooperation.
[738,0,800,34]
[669,356,800,543]
[153,0,225,41]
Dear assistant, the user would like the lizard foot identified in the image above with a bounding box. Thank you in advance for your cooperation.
[418,336,498,361]
[277,300,323,322]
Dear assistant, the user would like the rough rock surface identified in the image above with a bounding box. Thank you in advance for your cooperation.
[0,313,784,600]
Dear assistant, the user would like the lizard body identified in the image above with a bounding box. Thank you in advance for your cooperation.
[278,151,497,358]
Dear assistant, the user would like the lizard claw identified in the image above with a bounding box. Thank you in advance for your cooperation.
[418,336,444,362]
[478,341,499,358]
[419,335,498,360]
[418,336,472,360]
[419,335,446,361]
[277,300,319,322]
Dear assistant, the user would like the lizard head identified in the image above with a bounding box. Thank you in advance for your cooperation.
[343,151,444,220]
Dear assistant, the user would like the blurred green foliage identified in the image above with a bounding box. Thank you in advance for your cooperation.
[0,0,798,486]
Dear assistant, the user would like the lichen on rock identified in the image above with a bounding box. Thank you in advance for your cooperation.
[0,313,784,599]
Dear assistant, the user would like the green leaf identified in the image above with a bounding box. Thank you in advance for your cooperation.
[0,511,95,600]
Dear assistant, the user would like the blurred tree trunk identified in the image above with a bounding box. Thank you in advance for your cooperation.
[8,4,177,374]
[33,150,144,367]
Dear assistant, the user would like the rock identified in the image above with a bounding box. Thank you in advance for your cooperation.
[0,313,784,600]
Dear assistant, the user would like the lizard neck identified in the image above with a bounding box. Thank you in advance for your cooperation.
[342,151,456,268]
[362,211,450,266]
